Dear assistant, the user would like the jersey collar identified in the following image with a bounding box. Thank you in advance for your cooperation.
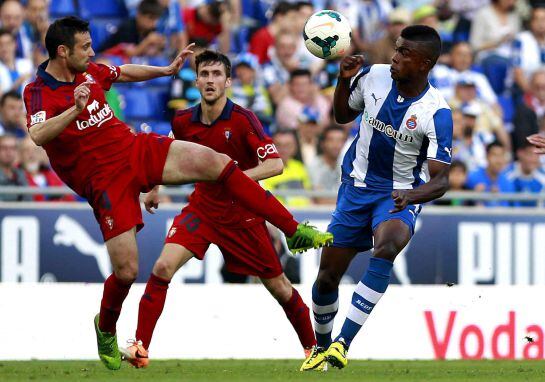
[37,60,78,90]
[191,98,234,126]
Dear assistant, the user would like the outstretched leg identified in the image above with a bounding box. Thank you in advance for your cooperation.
[160,141,333,252]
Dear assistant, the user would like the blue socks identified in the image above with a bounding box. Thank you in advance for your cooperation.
[311,282,339,348]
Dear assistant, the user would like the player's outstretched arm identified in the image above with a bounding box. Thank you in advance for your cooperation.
[28,81,91,146]
[117,43,195,83]
[389,160,450,213]
[334,55,364,124]
[243,158,284,181]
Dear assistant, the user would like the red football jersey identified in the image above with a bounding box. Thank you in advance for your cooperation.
[23,61,134,196]
[171,99,280,227]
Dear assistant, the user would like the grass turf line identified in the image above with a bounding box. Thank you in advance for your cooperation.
[1,360,545,382]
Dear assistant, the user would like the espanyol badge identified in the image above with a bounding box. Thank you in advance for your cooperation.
[224,128,232,141]
[406,115,417,130]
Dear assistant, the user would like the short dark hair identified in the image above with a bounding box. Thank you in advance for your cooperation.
[289,68,311,82]
[450,160,467,173]
[195,50,232,78]
[45,16,90,59]
[0,90,21,107]
[272,1,296,19]
[137,0,163,18]
[400,25,442,66]
[486,140,504,154]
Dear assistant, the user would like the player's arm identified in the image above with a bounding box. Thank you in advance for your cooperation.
[527,134,545,154]
[28,82,91,146]
[334,55,365,124]
[390,160,450,213]
[243,158,283,181]
[116,43,194,83]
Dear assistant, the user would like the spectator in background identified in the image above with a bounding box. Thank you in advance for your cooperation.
[512,7,545,94]
[99,0,166,58]
[0,91,26,139]
[335,0,392,53]
[262,129,311,207]
[156,0,188,54]
[449,77,511,152]
[262,30,300,105]
[435,160,474,206]
[469,0,521,63]
[249,1,298,65]
[296,106,320,165]
[412,4,453,59]
[502,142,545,206]
[275,69,331,130]
[452,105,494,171]
[0,134,31,201]
[431,42,499,108]
[307,125,345,204]
[228,53,272,129]
[466,141,513,207]
[0,29,33,95]
[0,0,32,60]
[293,1,322,75]
[19,138,75,202]
[513,69,545,152]
[367,7,411,65]
[24,0,49,66]
[183,0,232,53]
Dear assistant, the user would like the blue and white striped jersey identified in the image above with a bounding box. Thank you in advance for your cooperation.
[342,64,453,191]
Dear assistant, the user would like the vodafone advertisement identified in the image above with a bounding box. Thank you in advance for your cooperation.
[0,283,544,360]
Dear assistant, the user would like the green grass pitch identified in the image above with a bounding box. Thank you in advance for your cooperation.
[2,360,545,382]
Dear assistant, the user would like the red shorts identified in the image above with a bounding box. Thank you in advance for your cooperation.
[165,205,283,279]
[89,133,173,241]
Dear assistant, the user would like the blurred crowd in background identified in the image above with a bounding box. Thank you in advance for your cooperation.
[1,0,545,207]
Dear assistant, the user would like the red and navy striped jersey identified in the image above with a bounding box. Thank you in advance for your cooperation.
[171,99,280,227]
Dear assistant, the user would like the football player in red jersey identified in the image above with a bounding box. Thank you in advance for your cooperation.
[121,51,318,368]
[23,17,332,370]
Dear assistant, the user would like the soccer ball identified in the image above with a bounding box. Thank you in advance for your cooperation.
[303,10,352,60]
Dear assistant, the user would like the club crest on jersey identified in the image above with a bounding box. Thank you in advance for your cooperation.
[83,73,96,83]
[406,115,418,130]
[224,128,232,141]
[168,227,177,238]
[104,216,114,230]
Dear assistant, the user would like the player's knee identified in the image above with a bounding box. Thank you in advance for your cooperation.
[315,272,340,294]
[115,264,138,284]
[266,276,292,303]
[373,242,399,262]
[152,258,176,280]
[210,152,232,178]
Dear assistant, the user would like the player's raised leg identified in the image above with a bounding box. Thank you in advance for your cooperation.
[121,243,194,368]
[161,140,333,252]
[300,247,356,371]
[94,228,139,370]
[327,220,410,369]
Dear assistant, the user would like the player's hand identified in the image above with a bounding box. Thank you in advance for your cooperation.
[74,81,91,112]
[390,190,410,213]
[164,43,195,76]
[527,134,545,154]
[339,55,364,79]
[144,189,160,214]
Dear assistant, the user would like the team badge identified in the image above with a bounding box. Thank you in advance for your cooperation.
[168,227,177,238]
[105,216,114,230]
[84,73,96,83]
[224,128,232,141]
[406,115,417,130]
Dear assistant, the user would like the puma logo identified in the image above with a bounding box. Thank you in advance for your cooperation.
[371,93,381,105]
[53,214,112,279]
[444,147,452,157]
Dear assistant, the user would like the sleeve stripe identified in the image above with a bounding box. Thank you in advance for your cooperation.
[349,65,372,93]
[234,106,267,140]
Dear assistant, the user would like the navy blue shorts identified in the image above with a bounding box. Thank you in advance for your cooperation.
[327,183,422,252]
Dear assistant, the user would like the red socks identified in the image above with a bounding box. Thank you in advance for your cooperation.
[281,288,317,349]
[99,273,132,334]
[135,273,170,349]
[218,161,298,236]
